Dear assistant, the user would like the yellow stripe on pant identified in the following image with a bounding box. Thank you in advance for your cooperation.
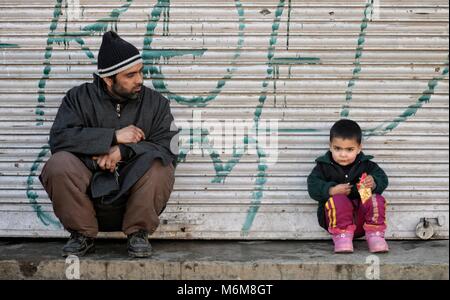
[326,197,337,229]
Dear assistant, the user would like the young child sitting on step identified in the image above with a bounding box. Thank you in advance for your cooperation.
[307,119,389,253]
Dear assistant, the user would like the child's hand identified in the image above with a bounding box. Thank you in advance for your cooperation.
[329,184,352,196]
[363,175,377,190]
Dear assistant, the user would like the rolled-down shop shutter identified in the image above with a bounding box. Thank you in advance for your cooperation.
[0,0,448,239]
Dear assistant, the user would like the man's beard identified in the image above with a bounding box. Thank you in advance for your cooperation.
[112,82,141,101]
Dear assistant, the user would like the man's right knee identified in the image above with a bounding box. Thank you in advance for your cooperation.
[42,151,84,178]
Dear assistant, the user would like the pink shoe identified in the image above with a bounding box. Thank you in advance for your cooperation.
[366,231,389,253]
[332,231,354,253]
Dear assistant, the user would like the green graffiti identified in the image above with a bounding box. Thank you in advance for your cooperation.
[143,0,245,107]
[365,60,449,137]
[83,0,134,33]
[177,128,248,184]
[272,57,321,65]
[143,49,207,61]
[37,0,63,112]
[241,0,287,236]
[0,43,20,48]
[286,0,292,50]
[341,0,374,118]
[26,146,61,228]
[27,0,64,229]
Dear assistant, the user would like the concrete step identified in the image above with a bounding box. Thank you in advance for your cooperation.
[0,239,448,280]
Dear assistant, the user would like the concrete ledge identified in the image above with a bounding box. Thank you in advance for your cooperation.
[0,240,448,280]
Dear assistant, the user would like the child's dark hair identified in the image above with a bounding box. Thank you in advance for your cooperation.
[330,119,362,144]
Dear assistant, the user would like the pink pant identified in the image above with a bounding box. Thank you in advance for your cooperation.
[325,194,387,238]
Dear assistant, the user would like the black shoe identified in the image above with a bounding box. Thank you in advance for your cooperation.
[62,231,95,258]
[127,230,152,258]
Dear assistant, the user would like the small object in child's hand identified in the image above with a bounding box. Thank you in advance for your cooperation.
[357,173,372,204]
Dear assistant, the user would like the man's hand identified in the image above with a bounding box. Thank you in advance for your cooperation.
[363,175,377,190]
[115,125,145,144]
[93,146,122,173]
[329,183,353,196]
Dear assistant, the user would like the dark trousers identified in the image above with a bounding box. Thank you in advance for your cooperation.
[40,151,175,238]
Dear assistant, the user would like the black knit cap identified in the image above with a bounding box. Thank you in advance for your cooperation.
[97,31,143,78]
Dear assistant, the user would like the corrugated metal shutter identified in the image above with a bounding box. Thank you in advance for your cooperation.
[0,0,448,239]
